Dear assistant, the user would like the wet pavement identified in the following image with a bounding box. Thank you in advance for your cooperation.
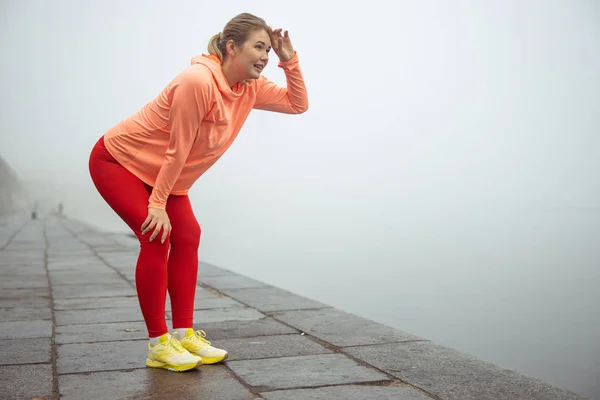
[0,214,588,399]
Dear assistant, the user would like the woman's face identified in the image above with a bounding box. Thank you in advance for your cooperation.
[233,29,271,80]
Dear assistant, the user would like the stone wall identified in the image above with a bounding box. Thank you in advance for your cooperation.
[0,155,26,215]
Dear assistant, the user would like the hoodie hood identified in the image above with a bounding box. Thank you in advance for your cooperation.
[190,54,245,102]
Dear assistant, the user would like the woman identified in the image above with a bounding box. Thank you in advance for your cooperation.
[88,12,308,372]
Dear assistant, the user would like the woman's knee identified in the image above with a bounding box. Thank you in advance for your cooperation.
[137,230,172,251]
[170,219,201,249]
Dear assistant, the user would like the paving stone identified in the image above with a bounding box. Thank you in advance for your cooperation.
[4,244,45,251]
[0,258,45,267]
[50,271,126,286]
[165,290,243,310]
[0,274,48,289]
[58,364,255,400]
[96,248,136,256]
[97,251,138,267]
[45,251,97,259]
[195,317,298,339]
[0,254,45,265]
[47,249,95,258]
[60,219,94,232]
[73,232,122,247]
[107,235,140,250]
[178,295,244,310]
[273,308,423,346]
[108,258,137,268]
[52,282,136,299]
[6,245,44,251]
[105,266,136,277]
[119,270,136,281]
[221,286,329,312]
[47,240,89,247]
[344,341,586,400]
[189,307,266,324]
[227,353,390,390]
[0,262,45,272]
[56,306,146,326]
[57,340,148,374]
[0,320,52,339]
[105,251,133,260]
[7,246,45,253]
[0,306,51,322]
[0,364,53,399]
[86,243,129,252]
[162,287,236,311]
[48,256,95,263]
[54,295,139,310]
[0,264,46,274]
[198,261,237,277]
[0,264,45,271]
[216,334,333,361]
[47,245,84,252]
[47,253,98,261]
[56,321,149,344]
[47,246,84,253]
[261,384,434,400]
[48,261,107,272]
[0,337,52,365]
[199,274,269,290]
[0,287,50,307]
[195,286,226,298]
[44,235,65,241]
[48,253,95,261]
[46,232,86,239]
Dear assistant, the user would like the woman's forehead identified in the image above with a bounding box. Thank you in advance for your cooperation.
[247,30,271,46]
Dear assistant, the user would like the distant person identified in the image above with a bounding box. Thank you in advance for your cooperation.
[88,13,308,372]
[31,201,38,220]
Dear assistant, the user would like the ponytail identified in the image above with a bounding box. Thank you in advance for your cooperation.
[207,32,224,62]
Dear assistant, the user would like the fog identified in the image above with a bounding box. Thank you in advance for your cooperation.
[1,1,599,398]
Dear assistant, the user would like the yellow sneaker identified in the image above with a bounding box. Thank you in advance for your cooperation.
[145,333,202,372]
[178,329,229,364]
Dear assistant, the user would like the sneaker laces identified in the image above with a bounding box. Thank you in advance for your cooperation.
[168,332,188,353]
[192,330,212,346]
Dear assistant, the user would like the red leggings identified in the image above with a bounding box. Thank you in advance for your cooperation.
[88,136,199,337]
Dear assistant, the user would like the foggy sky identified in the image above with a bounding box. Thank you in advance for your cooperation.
[2,1,598,214]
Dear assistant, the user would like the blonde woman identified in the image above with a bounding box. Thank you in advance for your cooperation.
[88,12,308,372]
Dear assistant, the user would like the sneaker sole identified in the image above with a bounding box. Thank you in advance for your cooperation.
[200,353,228,365]
[145,358,201,372]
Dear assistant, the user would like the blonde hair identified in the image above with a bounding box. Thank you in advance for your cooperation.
[207,13,269,63]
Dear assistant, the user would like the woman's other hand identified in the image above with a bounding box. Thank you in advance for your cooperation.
[141,207,171,244]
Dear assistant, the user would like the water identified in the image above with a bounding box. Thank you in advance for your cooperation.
[79,197,600,399]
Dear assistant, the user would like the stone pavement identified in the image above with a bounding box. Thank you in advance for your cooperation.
[0,214,589,400]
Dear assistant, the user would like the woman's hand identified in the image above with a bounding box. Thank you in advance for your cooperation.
[141,207,171,244]
[268,26,294,62]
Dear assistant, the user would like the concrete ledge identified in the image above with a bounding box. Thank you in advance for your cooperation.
[0,215,589,400]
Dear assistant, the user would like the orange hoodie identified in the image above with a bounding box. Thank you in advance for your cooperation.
[103,51,308,209]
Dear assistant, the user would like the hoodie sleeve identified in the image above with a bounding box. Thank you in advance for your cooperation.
[253,51,309,114]
[148,69,211,210]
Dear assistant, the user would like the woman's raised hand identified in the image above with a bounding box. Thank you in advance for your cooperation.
[268,26,294,62]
